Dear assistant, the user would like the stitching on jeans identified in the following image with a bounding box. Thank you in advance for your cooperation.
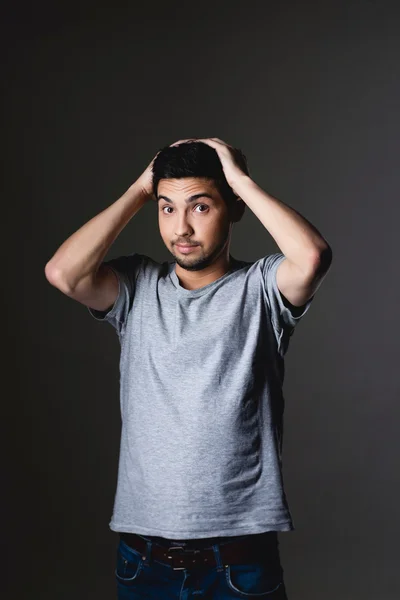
[115,549,143,582]
[225,567,283,597]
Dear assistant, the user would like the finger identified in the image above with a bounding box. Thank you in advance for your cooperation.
[211,137,228,145]
[170,138,197,146]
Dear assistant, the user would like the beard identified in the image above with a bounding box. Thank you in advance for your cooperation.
[172,219,232,272]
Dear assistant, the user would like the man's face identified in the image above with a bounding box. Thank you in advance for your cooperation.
[157,177,233,272]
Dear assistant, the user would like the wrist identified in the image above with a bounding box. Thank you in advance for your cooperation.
[228,174,253,195]
[127,179,151,204]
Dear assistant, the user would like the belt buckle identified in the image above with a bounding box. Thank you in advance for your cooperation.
[166,545,201,571]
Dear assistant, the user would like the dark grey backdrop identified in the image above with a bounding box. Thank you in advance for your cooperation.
[3,1,399,599]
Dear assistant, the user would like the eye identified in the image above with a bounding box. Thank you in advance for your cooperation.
[161,204,209,214]
[195,204,209,213]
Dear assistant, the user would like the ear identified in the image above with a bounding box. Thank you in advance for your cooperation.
[230,198,246,223]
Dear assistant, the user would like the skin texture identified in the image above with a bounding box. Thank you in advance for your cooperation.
[157,177,236,291]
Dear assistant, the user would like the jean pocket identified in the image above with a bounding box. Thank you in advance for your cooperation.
[225,562,284,597]
[115,540,144,585]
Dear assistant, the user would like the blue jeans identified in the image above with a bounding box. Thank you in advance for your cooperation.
[115,533,289,599]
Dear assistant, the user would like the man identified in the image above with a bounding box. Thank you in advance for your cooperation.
[45,137,332,598]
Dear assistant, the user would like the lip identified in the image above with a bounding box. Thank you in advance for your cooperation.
[175,244,199,253]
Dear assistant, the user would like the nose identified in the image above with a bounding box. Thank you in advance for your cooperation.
[174,212,194,238]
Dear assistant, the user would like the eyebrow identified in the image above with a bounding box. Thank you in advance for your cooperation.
[157,193,214,204]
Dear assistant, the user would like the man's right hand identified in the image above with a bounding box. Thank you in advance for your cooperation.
[136,151,160,201]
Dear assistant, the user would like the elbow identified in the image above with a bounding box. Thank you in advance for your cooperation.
[319,244,333,269]
[44,262,72,294]
[312,244,333,276]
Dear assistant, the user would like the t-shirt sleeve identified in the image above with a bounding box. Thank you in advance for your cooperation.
[261,252,314,355]
[87,253,143,337]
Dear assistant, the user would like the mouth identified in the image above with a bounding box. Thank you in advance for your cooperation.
[175,244,199,253]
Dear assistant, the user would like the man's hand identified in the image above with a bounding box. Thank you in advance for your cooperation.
[169,137,250,196]
[136,150,162,201]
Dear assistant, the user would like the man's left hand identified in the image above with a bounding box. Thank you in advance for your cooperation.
[169,137,249,195]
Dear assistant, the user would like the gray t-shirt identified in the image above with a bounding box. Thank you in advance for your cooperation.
[88,252,313,539]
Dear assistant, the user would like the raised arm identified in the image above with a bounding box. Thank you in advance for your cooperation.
[44,156,156,312]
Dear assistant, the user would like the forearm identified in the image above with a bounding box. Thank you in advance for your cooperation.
[45,181,148,292]
[233,176,330,272]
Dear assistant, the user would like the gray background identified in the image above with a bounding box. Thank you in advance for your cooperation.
[3,1,399,598]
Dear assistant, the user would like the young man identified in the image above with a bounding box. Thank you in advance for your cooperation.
[45,138,332,598]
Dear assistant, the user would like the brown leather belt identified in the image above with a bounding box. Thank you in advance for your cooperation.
[120,531,279,571]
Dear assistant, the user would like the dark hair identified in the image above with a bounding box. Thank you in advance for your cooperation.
[151,140,250,222]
